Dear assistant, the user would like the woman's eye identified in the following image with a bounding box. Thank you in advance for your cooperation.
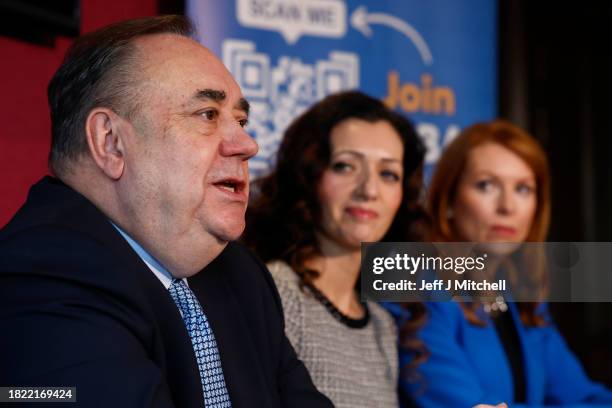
[475,180,494,192]
[380,170,400,182]
[238,118,249,128]
[516,184,534,195]
[331,161,353,173]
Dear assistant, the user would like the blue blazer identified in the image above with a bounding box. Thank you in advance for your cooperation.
[384,301,612,408]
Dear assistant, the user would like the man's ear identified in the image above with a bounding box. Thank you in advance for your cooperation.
[85,108,126,180]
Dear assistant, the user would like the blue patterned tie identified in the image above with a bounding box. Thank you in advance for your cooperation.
[168,279,232,407]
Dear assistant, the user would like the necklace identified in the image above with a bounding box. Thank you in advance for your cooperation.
[483,296,508,313]
[305,283,370,328]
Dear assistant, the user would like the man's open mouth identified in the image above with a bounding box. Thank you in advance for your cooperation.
[213,179,245,194]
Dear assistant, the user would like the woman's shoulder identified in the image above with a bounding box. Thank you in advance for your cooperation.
[368,301,399,334]
[379,301,407,322]
[266,259,304,299]
[380,301,463,322]
[267,259,299,283]
[265,260,308,351]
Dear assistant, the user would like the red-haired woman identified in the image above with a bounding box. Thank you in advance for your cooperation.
[388,120,612,407]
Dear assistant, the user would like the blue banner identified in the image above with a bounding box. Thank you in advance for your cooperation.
[187,0,497,178]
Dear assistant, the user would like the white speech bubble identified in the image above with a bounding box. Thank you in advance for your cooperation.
[237,0,347,44]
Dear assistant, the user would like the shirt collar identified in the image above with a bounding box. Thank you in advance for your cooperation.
[111,222,178,289]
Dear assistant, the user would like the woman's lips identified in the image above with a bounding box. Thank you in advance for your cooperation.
[345,207,378,219]
[490,225,517,237]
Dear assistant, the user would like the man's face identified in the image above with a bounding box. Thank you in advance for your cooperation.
[117,34,258,276]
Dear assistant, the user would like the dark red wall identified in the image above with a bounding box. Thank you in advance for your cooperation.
[0,0,157,227]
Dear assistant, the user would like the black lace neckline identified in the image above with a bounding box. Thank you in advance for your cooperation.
[305,283,370,329]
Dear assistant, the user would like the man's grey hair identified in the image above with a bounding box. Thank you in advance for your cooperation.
[47,15,194,176]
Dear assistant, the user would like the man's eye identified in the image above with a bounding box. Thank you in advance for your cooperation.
[200,109,218,121]
[238,118,249,128]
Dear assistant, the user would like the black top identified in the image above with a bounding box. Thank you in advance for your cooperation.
[492,310,527,403]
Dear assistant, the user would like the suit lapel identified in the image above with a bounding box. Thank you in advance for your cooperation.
[94,215,206,407]
[189,254,274,408]
[39,179,206,408]
[137,264,205,408]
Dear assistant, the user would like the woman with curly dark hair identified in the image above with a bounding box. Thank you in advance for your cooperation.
[244,91,427,407]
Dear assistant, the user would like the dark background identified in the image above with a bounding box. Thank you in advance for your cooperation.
[499,1,612,384]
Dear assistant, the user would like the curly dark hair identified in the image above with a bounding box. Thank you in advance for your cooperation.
[243,91,430,382]
[244,90,428,280]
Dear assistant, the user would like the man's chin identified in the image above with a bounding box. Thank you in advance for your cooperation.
[212,223,246,243]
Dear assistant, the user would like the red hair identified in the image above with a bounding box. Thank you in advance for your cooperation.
[428,120,550,326]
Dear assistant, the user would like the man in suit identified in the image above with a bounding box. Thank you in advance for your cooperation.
[0,15,333,407]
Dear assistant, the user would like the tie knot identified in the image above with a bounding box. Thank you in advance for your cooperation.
[168,279,199,318]
[170,278,187,289]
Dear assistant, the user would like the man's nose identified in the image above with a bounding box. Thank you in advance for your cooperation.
[219,123,259,160]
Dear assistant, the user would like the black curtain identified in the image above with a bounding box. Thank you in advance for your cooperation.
[499,0,612,386]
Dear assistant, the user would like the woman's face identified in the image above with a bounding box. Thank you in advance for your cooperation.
[450,142,537,244]
[317,118,404,250]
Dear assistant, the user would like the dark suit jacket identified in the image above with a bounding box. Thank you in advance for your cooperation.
[0,177,333,407]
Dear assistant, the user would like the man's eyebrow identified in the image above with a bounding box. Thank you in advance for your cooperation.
[194,89,226,102]
[193,89,249,116]
[236,98,250,116]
